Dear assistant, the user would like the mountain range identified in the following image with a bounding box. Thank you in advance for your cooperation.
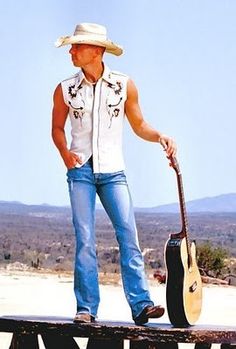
[137,193,236,213]
[1,193,236,214]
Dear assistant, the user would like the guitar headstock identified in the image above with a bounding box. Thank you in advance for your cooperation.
[169,155,181,175]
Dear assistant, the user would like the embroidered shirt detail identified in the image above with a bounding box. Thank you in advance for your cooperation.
[106,97,123,128]
[106,80,124,127]
[60,65,129,173]
[68,88,85,126]
[107,81,123,95]
[68,84,82,98]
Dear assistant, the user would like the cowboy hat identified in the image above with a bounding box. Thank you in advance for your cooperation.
[55,23,123,56]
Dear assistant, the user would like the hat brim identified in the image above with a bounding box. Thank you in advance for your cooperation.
[55,35,123,56]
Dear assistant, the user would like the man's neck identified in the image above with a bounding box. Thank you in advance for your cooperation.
[82,62,104,83]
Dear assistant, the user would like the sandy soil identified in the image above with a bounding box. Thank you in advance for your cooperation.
[0,270,235,348]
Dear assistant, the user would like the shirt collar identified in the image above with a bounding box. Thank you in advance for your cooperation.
[75,64,114,87]
[102,64,113,84]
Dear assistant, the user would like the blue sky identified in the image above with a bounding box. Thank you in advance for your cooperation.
[0,0,236,207]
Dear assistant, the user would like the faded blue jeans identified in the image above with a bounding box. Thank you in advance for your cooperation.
[67,158,153,320]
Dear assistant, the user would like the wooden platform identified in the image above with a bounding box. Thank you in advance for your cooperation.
[0,315,235,348]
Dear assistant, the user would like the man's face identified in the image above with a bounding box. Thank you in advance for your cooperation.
[69,44,100,67]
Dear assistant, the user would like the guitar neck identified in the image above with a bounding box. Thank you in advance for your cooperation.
[171,156,191,258]
[177,174,189,232]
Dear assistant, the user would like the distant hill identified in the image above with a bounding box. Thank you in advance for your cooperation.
[0,196,236,273]
[1,193,236,214]
[138,193,236,213]
[0,201,70,217]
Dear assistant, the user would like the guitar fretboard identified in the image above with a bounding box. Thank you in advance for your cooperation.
[171,156,192,264]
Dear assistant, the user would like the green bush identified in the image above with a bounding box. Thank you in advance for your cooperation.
[197,242,229,278]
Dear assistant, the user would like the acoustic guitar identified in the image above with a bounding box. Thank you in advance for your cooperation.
[165,155,202,327]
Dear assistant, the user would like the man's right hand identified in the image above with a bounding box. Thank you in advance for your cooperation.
[60,149,82,169]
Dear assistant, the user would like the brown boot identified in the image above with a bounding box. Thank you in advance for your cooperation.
[134,305,165,325]
[73,313,95,323]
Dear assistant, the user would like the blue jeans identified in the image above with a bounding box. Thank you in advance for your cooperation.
[67,158,153,319]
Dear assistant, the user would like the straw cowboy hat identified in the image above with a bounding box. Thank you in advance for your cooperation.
[55,22,123,56]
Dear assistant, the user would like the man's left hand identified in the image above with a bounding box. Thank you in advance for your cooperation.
[159,134,177,158]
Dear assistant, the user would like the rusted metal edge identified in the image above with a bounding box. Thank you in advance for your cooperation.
[0,317,235,344]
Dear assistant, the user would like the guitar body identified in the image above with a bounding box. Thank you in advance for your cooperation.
[165,235,202,326]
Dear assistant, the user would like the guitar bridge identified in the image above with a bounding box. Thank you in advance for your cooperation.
[189,281,197,293]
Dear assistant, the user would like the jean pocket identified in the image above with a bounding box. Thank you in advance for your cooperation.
[66,163,93,183]
[67,167,75,177]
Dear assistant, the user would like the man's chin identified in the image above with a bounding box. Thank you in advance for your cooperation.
[72,60,81,67]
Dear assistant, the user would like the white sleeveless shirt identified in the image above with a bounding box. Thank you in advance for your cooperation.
[61,65,129,173]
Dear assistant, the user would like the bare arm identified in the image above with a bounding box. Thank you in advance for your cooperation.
[52,84,82,169]
[125,79,177,157]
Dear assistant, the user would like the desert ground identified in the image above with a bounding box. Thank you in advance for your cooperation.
[0,270,235,348]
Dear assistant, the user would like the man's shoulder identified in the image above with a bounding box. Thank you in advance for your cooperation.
[61,71,81,84]
[109,69,129,80]
[107,69,129,86]
[110,69,127,77]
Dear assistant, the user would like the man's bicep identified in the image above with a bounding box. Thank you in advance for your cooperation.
[125,79,144,130]
[52,84,69,128]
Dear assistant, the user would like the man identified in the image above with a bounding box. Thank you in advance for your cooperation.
[52,23,177,325]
